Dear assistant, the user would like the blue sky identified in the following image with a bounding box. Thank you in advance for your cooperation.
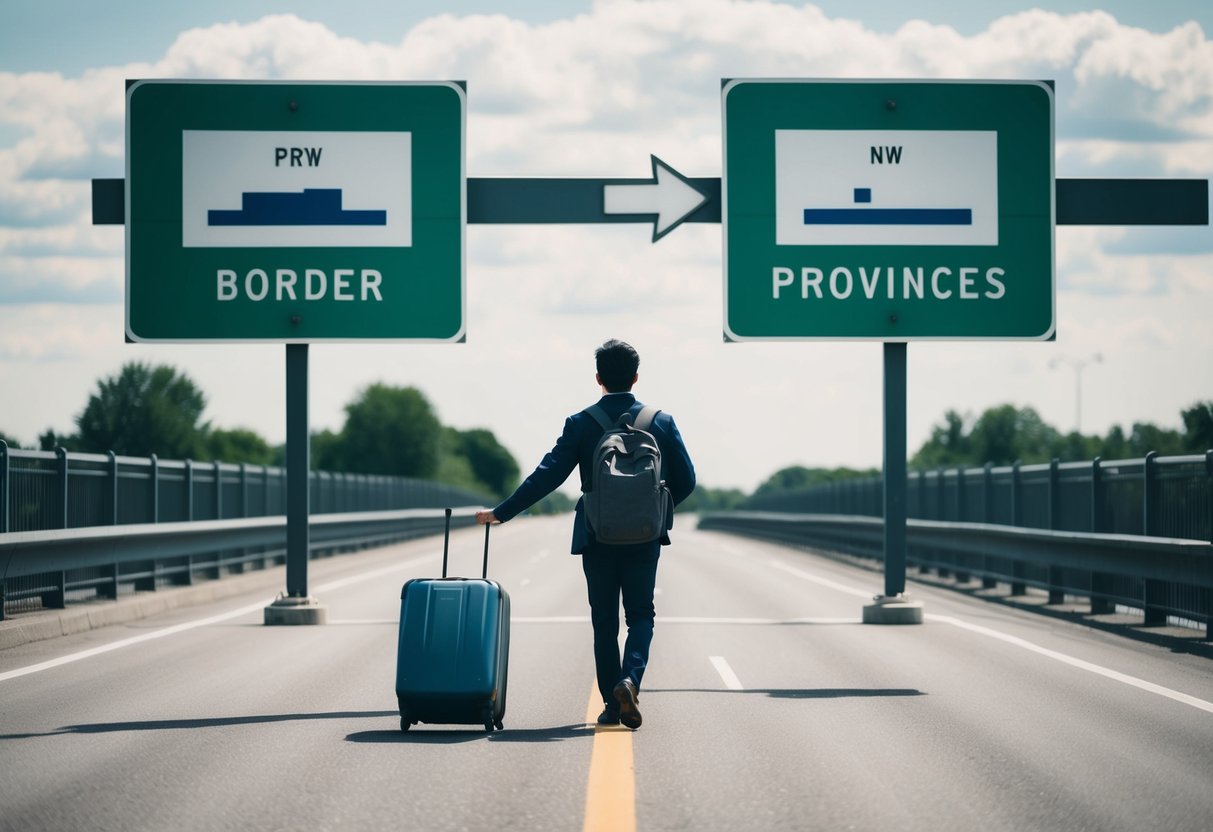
[0,1,1210,492]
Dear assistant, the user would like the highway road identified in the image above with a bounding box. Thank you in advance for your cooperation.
[2,516,1212,831]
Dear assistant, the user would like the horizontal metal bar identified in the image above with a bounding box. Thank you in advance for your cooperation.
[90,177,1207,226]
[698,511,1213,589]
[1055,178,1208,225]
[0,507,481,579]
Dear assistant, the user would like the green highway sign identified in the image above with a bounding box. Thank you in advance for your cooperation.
[126,80,465,342]
[722,79,1055,341]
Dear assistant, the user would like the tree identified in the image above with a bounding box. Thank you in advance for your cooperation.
[1181,401,1213,452]
[1127,422,1185,457]
[310,428,344,471]
[967,405,1059,465]
[0,431,21,449]
[752,465,876,497]
[911,410,971,467]
[204,428,274,465]
[449,428,520,498]
[678,485,746,513]
[75,363,208,458]
[339,383,442,477]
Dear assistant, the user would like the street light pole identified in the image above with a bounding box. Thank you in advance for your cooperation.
[1049,353,1103,433]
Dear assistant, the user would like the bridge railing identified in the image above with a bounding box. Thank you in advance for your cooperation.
[742,452,1213,543]
[701,452,1213,636]
[0,442,491,619]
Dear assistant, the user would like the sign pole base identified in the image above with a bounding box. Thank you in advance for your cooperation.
[264,594,328,626]
[863,593,924,625]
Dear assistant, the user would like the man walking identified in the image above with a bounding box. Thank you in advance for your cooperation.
[475,339,696,729]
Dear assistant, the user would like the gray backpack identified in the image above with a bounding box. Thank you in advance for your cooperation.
[582,404,671,545]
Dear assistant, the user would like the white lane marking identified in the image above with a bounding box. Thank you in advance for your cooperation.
[712,542,750,558]
[710,656,744,690]
[0,554,432,684]
[312,554,429,594]
[929,614,1213,716]
[0,598,272,684]
[766,554,1213,716]
[767,559,875,600]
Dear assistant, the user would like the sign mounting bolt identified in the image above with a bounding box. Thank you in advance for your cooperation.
[288,100,298,112]
[886,99,897,111]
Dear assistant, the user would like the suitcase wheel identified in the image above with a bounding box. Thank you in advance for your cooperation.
[482,705,496,733]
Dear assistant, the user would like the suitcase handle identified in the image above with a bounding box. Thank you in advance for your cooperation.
[440,507,491,580]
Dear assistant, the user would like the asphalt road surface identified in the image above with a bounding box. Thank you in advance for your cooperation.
[2,516,1212,832]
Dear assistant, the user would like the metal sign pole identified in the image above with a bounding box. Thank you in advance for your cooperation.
[265,343,327,624]
[864,342,922,623]
[286,343,309,597]
[883,342,907,597]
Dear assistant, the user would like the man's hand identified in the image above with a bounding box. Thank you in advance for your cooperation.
[475,510,499,525]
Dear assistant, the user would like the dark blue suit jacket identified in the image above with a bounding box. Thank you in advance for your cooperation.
[492,393,696,553]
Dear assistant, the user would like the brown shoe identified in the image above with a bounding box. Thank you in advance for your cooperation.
[612,679,642,729]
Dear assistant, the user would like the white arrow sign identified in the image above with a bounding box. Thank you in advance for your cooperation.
[603,155,709,241]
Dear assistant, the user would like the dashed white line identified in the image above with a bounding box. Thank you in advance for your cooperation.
[710,656,744,690]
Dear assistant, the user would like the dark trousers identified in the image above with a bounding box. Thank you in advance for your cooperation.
[581,542,661,706]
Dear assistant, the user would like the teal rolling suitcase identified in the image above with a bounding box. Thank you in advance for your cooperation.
[395,510,510,732]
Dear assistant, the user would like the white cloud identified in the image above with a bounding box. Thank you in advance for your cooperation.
[0,1,1211,489]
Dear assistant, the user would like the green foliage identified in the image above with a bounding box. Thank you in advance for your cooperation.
[752,465,878,497]
[912,410,970,467]
[435,428,488,494]
[1181,402,1213,452]
[446,427,520,498]
[310,429,343,471]
[911,401,1212,468]
[678,485,747,514]
[969,405,1059,465]
[303,387,517,498]
[204,428,274,466]
[39,429,79,451]
[338,383,442,478]
[0,431,21,449]
[75,362,208,458]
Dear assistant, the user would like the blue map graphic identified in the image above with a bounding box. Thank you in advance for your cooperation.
[208,189,386,226]
[804,187,971,226]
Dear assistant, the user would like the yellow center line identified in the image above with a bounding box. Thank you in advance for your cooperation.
[582,679,636,832]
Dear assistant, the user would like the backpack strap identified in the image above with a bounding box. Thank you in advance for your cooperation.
[584,405,613,432]
[632,405,660,432]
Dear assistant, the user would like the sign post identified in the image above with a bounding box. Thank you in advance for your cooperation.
[723,79,1055,622]
[126,80,466,624]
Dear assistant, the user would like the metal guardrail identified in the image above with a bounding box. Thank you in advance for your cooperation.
[697,511,1213,636]
[0,440,494,619]
[0,507,481,619]
[0,442,491,533]
[744,452,1213,543]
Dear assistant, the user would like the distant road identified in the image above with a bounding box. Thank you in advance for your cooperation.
[3,516,1212,831]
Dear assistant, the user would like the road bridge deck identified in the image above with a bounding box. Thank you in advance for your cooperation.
[3,517,1211,831]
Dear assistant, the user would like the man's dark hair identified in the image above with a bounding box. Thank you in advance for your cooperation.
[595,339,640,393]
